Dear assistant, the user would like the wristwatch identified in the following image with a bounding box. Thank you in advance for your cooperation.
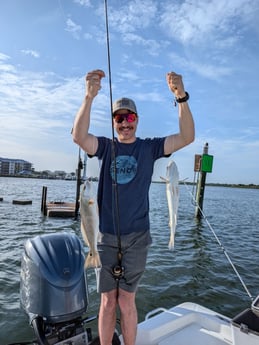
[175,91,189,103]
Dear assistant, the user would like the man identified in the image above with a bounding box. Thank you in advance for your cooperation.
[72,69,194,345]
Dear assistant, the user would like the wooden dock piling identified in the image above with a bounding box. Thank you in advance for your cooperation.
[74,155,83,219]
[41,186,47,215]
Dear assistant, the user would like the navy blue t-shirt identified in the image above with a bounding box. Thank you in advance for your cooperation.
[93,136,167,235]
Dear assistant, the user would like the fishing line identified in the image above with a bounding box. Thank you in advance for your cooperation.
[104,0,123,277]
[182,180,254,302]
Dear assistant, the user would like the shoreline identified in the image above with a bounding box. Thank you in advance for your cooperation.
[1,174,259,189]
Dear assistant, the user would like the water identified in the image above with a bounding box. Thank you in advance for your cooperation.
[1,177,259,344]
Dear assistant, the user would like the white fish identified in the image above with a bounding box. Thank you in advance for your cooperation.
[161,160,179,249]
[80,180,101,268]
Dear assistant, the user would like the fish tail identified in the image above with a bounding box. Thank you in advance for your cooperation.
[85,251,101,268]
[95,267,101,293]
[168,237,175,250]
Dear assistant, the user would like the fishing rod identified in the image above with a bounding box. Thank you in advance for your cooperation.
[104,0,124,280]
[182,180,254,302]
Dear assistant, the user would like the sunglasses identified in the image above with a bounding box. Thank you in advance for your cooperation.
[113,113,137,124]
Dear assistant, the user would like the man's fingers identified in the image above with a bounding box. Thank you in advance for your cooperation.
[86,69,105,80]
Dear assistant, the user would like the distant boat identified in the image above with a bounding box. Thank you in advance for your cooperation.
[64,173,76,180]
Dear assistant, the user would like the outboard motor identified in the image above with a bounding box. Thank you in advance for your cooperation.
[20,232,93,345]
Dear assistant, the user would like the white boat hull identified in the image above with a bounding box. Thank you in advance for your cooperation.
[120,302,259,345]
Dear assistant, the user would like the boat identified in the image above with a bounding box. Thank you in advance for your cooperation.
[15,232,259,345]
[131,300,259,345]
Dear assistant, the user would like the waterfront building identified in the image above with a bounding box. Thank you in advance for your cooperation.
[0,157,33,176]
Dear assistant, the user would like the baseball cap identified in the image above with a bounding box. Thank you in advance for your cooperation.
[112,97,137,114]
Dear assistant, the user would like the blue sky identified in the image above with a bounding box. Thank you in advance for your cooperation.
[0,0,259,184]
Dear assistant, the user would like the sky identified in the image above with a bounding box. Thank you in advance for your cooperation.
[0,0,259,184]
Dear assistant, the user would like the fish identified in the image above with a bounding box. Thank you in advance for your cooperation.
[160,160,179,249]
[80,180,101,268]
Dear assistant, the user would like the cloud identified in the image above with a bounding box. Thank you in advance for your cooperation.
[83,32,93,40]
[122,33,169,56]
[0,60,79,139]
[108,0,158,34]
[0,71,85,171]
[0,53,10,61]
[160,0,258,47]
[168,52,233,80]
[0,53,112,166]
[0,54,17,73]
[73,0,92,7]
[21,49,40,58]
[65,18,82,39]
[69,1,165,55]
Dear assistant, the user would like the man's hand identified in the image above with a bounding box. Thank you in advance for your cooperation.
[86,69,105,98]
[166,71,186,98]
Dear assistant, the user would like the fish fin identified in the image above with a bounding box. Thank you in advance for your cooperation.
[160,176,169,183]
[97,231,102,242]
[80,222,90,247]
[85,250,101,269]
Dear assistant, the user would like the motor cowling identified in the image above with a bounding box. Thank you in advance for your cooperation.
[20,232,88,324]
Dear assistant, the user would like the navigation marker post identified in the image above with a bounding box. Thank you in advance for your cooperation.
[194,143,214,219]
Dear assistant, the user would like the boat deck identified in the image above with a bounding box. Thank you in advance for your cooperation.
[119,302,259,345]
[136,303,231,345]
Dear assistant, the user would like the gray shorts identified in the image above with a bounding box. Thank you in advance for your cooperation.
[97,230,152,293]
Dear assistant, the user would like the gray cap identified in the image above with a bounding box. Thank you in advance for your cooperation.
[112,97,137,114]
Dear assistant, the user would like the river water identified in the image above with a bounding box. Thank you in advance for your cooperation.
[1,177,259,344]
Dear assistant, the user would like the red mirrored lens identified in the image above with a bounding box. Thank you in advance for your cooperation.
[114,113,137,123]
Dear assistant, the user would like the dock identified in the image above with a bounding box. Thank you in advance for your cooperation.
[13,199,32,205]
[40,151,84,218]
[45,201,76,218]
[41,186,76,218]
